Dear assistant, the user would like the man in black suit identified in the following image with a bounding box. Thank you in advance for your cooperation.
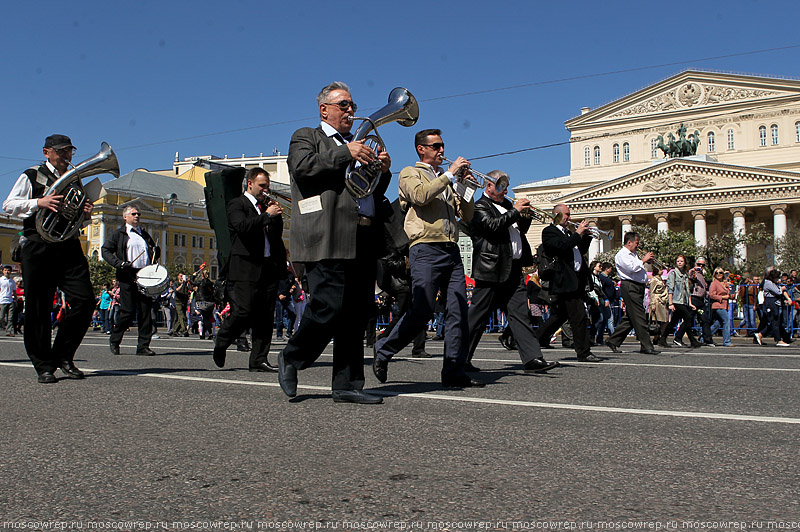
[212,167,285,372]
[102,204,161,356]
[3,134,95,383]
[536,203,602,362]
[278,81,390,405]
[466,171,558,373]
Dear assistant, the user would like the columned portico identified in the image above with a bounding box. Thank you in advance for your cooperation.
[691,210,707,247]
[654,213,669,233]
[731,207,747,266]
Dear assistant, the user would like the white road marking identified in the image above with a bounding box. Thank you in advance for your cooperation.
[2,361,800,425]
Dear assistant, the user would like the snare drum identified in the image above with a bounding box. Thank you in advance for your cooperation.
[135,264,169,298]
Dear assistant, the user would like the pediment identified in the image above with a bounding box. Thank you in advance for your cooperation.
[566,70,800,128]
[558,159,800,205]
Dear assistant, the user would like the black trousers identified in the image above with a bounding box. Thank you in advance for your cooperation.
[607,280,653,351]
[535,291,591,358]
[282,226,376,391]
[21,239,94,375]
[691,296,713,343]
[375,243,470,381]
[669,303,700,345]
[110,279,153,351]
[467,261,543,365]
[378,290,426,355]
[215,260,279,367]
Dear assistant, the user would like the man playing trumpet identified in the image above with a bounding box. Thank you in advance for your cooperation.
[465,171,558,373]
[372,129,482,388]
[212,167,286,372]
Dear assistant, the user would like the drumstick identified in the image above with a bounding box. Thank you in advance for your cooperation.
[130,249,146,264]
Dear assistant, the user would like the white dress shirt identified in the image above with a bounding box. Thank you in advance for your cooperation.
[3,162,60,219]
[244,191,271,258]
[491,201,523,260]
[558,225,582,272]
[126,224,150,268]
[320,121,375,218]
[615,247,648,284]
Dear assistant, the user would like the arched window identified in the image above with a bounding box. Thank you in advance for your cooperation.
[584,146,591,166]
[771,124,779,145]
[759,125,767,147]
[727,129,735,150]
[593,146,600,165]
[613,143,620,163]
[650,138,658,158]
[623,142,630,162]
[707,131,715,153]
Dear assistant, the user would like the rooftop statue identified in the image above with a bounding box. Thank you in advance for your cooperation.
[657,123,700,158]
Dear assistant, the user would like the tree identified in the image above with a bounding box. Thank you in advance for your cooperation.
[705,232,739,273]
[87,256,115,290]
[741,223,774,276]
[776,232,800,272]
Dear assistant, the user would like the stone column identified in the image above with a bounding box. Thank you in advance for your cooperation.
[162,228,169,263]
[771,204,788,264]
[730,207,747,266]
[691,210,707,247]
[585,217,600,262]
[98,219,106,261]
[654,212,669,233]
[618,215,632,245]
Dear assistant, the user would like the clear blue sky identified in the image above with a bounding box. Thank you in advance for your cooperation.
[2,0,799,199]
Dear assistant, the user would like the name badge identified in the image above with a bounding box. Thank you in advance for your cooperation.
[298,195,323,214]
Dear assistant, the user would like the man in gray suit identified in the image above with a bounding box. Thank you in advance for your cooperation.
[278,81,391,404]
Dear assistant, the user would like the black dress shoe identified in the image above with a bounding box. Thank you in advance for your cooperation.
[136,347,156,356]
[212,344,226,368]
[37,371,57,384]
[577,353,603,362]
[562,342,574,348]
[464,362,481,372]
[278,352,297,397]
[411,351,433,358]
[604,341,620,353]
[332,390,383,404]
[657,341,672,348]
[639,348,661,355]
[109,343,121,356]
[373,356,388,383]
[442,376,486,388]
[690,341,703,348]
[498,336,514,350]
[236,343,250,352]
[523,358,559,373]
[60,361,85,379]
[249,361,277,372]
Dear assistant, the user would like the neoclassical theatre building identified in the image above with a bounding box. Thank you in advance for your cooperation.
[513,70,800,266]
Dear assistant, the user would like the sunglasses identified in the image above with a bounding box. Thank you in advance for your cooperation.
[52,147,77,156]
[323,100,357,112]
[128,212,141,216]
[420,142,445,150]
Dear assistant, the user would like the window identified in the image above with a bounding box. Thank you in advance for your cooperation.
[613,144,619,163]
[593,146,600,165]
[584,147,591,166]
[796,121,800,142]
[198,237,204,249]
[727,129,735,150]
[707,131,715,153]
[771,124,779,145]
[181,235,186,247]
[623,142,630,162]
[211,266,218,280]
[210,237,215,250]
[174,234,179,246]
[650,138,658,158]
[759,125,767,147]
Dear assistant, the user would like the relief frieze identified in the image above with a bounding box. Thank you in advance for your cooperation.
[607,83,782,119]
[643,173,716,192]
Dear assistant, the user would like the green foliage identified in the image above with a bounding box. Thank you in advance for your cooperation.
[776,231,800,273]
[740,223,774,276]
[630,225,702,266]
[87,256,115,291]
[166,263,193,281]
[705,232,739,272]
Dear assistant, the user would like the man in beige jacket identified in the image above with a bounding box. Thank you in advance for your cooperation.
[373,128,483,388]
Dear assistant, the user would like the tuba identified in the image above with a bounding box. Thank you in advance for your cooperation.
[345,87,419,199]
[35,142,120,243]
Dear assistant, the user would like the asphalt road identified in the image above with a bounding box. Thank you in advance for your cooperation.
[2,330,799,530]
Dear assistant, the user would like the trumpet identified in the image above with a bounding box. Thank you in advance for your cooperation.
[638,250,668,271]
[531,208,614,240]
[442,157,536,218]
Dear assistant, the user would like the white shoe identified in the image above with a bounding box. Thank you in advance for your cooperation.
[755,332,763,345]
[777,341,790,347]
